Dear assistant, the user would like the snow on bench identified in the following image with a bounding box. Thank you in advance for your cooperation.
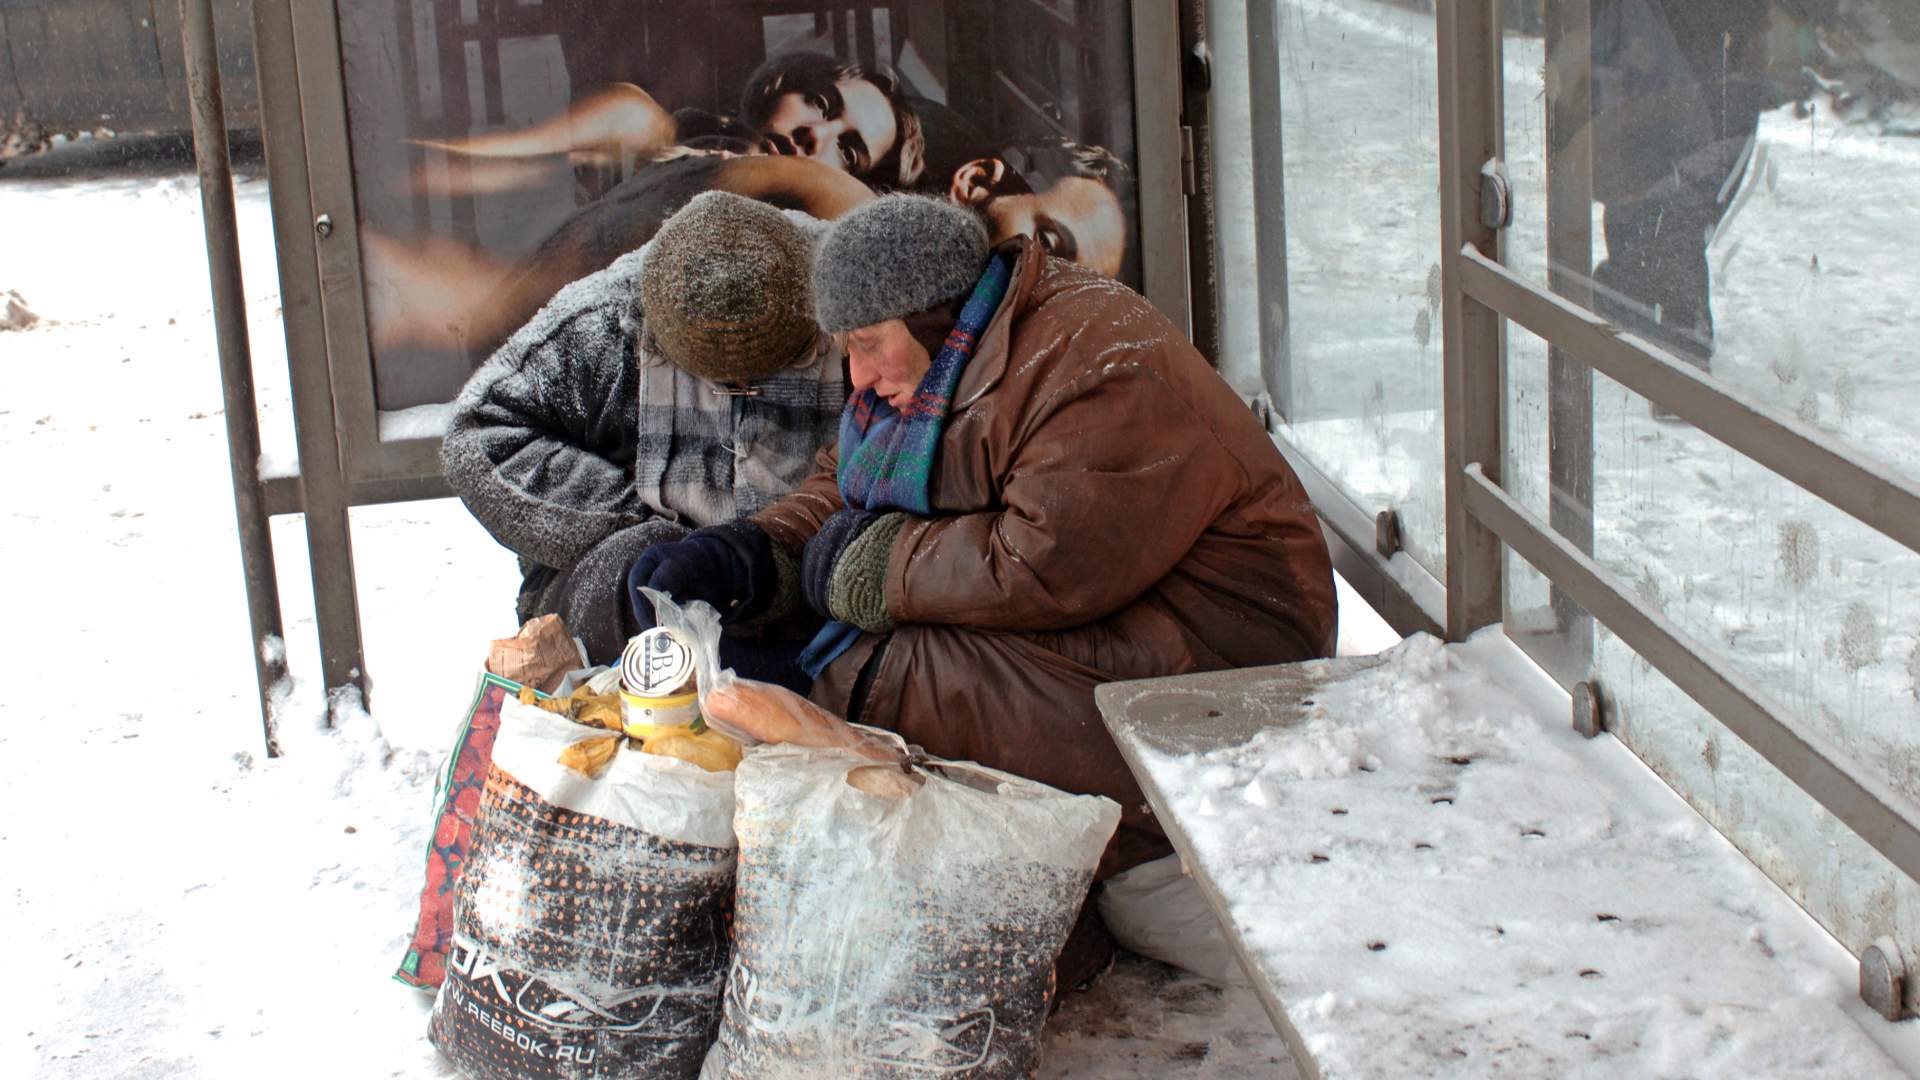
[1095,633,1910,1079]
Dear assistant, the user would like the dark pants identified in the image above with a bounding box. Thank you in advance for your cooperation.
[1595,191,1723,370]
[1590,0,1774,373]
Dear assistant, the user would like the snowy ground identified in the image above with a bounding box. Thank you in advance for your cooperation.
[0,169,1402,1077]
[1215,0,1920,982]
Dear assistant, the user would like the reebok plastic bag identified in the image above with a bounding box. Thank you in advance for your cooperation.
[396,671,523,990]
[429,696,738,1079]
[700,738,1121,1079]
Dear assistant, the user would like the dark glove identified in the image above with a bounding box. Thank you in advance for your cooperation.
[627,521,779,631]
[799,509,905,631]
[716,635,813,694]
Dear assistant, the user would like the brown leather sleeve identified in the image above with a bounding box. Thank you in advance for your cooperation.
[885,359,1241,632]
[750,441,843,552]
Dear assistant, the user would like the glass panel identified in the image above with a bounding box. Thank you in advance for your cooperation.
[1208,0,1265,403]
[334,1,1144,412]
[1254,0,1447,579]
[1594,627,1920,993]
[1503,0,1920,481]
[1503,320,1595,687]
[1508,310,1920,968]
[1584,363,1920,815]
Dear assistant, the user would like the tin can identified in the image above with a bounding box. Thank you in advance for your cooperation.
[619,628,701,738]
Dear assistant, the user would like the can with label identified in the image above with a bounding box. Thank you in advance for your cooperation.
[619,627,702,738]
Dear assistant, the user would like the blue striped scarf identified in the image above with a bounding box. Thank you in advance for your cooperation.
[798,253,1013,677]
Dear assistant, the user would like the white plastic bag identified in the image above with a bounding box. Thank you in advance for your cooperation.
[700,740,1121,1079]
[430,699,738,1079]
[1097,853,1252,987]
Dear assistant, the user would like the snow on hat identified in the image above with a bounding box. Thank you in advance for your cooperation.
[811,194,989,333]
[640,191,819,383]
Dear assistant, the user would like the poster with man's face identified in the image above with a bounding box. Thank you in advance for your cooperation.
[336,1,1142,411]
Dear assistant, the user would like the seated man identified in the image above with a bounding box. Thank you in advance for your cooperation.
[632,195,1337,979]
[442,191,844,671]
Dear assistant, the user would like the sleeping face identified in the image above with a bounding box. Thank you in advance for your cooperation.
[949,159,1127,277]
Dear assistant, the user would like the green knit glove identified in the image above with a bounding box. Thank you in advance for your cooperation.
[827,512,906,632]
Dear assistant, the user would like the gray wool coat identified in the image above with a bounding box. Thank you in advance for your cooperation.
[442,240,845,663]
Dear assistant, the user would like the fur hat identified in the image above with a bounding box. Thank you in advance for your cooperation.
[812,195,989,333]
[640,191,819,383]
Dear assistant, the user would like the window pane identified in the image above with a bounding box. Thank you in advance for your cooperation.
[1503,0,1920,481]
[1254,0,1447,579]
[1594,627,1920,989]
[1506,311,1920,972]
[1503,319,1595,686]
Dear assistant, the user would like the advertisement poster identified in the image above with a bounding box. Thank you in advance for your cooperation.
[336,1,1141,411]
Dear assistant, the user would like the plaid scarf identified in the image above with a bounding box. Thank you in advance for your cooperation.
[835,253,1013,515]
[799,253,1012,677]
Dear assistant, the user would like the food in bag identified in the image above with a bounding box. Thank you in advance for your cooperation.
[633,595,1121,1076]
[643,589,899,765]
[488,613,586,693]
[429,694,739,1079]
[695,707,1120,1078]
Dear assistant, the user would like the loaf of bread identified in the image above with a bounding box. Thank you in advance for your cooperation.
[703,681,903,763]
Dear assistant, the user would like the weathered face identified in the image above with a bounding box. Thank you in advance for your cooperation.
[982,177,1127,278]
[760,77,897,176]
[843,318,932,409]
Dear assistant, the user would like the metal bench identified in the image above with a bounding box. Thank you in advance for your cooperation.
[1096,638,1912,1078]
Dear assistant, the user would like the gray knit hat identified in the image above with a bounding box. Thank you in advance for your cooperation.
[812,194,989,333]
[640,190,819,383]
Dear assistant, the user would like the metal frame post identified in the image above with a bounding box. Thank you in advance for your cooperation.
[1180,0,1221,365]
[1541,0,1596,680]
[1436,0,1506,640]
[1245,0,1293,420]
[179,0,286,752]
[252,0,371,708]
[1133,0,1195,337]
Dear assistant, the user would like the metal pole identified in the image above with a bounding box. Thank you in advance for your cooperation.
[1544,0,1596,681]
[1437,0,1507,640]
[1246,0,1293,419]
[179,0,287,754]
[279,0,374,711]
[1181,0,1221,366]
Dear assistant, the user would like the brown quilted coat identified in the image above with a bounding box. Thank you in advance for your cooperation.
[755,237,1337,876]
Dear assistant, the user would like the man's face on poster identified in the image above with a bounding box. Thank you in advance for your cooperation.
[760,77,898,176]
[953,160,1127,278]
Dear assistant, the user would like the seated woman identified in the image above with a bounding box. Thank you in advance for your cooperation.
[441,191,844,674]
[630,195,1337,980]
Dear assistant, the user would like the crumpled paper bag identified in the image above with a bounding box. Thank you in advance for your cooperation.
[485,614,583,694]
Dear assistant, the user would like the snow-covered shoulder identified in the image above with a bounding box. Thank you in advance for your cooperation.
[1100,631,1915,1078]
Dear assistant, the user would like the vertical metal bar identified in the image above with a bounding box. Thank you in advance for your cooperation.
[1436,0,1505,640]
[1180,0,1220,366]
[1543,0,1595,678]
[1245,0,1292,419]
[179,0,287,753]
[259,0,373,708]
[1132,0,1194,337]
